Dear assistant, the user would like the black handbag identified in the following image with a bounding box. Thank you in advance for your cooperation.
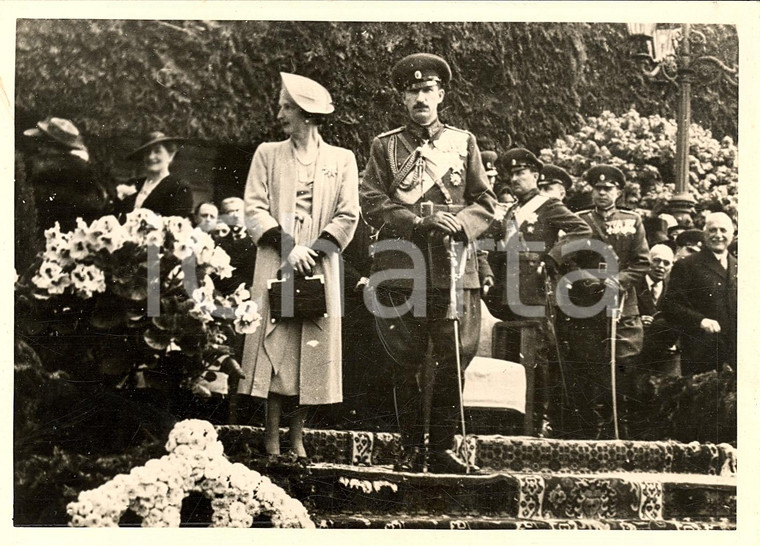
[267,273,328,323]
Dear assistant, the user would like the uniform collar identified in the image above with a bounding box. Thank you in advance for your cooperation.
[594,205,617,220]
[407,118,444,142]
[517,189,540,206]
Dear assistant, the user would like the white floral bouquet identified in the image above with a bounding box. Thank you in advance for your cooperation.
[15,209,261,392]
[539,108,738,218]
[66,419,314,528]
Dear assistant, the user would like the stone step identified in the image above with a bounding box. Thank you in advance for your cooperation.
[311,513,736,530]
[279,463,736,522]
[217,425,737,476]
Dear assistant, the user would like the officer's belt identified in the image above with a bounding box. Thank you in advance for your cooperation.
[407,202,466,216]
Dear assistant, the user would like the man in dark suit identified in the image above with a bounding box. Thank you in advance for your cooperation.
[660,212,737,376]
[636,243,679,377]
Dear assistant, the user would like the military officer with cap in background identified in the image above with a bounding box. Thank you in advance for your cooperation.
[561,164,650,439]
[360,52,496,473]
[538,164,573,203]
[477,150,500,295]
[481,150,499,189]
[483,148,591,436]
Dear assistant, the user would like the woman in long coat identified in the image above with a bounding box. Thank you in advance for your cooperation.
[238,72,359,463]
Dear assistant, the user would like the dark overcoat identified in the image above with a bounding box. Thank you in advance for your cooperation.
[660,248,737,375]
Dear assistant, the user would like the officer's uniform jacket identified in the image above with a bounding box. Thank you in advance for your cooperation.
[485,189,592,308]
[576,207,650,317]
[361,120,496,290]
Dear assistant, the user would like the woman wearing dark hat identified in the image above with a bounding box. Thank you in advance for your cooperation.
[236,72,359,464]
[22,116,111,233]
[115,131,193,219]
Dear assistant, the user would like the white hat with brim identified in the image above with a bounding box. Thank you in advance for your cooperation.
[280,72,334,115]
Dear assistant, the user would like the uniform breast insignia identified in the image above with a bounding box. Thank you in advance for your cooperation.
[523,212,538,234]
[493,203,508,223]
[430,129,468,183]
[605,218,637,235]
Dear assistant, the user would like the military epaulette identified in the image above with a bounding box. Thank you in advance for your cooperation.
[576,207,594,216]
[377,126,406,139]
[615,208,642,219]
[443,124,471,136]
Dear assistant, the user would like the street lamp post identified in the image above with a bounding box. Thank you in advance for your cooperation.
[626,23,738,224]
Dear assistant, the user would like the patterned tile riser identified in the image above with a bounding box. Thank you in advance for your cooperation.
[302,468,733,521]
[313,515,736,530]
[475,439,675,474]
[305,430,349,464]
[215,426,736,475]
[518,475,664,521]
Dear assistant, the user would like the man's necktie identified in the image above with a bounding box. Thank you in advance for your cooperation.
[651,280,662,304]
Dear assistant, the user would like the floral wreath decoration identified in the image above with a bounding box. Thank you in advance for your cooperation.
[66,419,315,528]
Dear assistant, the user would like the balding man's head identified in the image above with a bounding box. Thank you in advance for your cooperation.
[648,243,674,281]
[703,212,734,253]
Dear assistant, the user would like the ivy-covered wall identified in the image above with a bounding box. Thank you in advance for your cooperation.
[15,20,738,166]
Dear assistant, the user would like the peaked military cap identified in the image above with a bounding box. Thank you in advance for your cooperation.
[503,148,543,172]
[481,151,498,176]
[391,53,452,91]
[586,164,626,189]
[539,164,573,190]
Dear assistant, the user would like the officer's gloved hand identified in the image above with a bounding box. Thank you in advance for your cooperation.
[417,211,462,236]
[572,278,606,299]
[481,275,495,296]
[604,275,621,293]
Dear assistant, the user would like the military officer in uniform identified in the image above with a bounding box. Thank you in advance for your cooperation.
[481,150,499,189]
[483,148,592,436]
[360,53,497,473]
[477,150,499,295]
[538,164,573,203]
[562,165,650,439]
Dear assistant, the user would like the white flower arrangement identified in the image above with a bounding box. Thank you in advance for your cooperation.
[18,211,262,392]
[67,419,315,528]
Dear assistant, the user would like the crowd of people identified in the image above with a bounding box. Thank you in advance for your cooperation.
[19,51,738,474]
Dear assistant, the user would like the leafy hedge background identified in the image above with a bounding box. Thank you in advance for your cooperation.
[15,20,738,167]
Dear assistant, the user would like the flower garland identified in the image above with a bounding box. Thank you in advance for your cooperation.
[66,419,314,528]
